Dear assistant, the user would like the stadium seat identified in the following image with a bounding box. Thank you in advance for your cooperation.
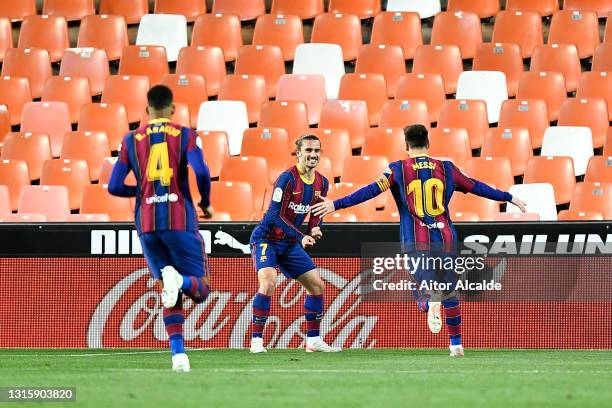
[41,159,90,210]
[18,15,69,63]
[80,184,132,221]
[449,193,499,221]
[605,127,612,156]
[428,128,471,169]
[210,181,255,220]
[448,211,479,222]
[43,0,94,21]
[77,15,128,61]
[606,12,612,43]
[154,0,207,22]
[557,209,604,221]
[456,71,508,124]
[0,159,30,210]
[1,132,51,181]
[564,0,611,18]
[60,131,110,181]
[192,14,242,62]
[569,182,612,219]
[0,18,12,62]
[118,46,169,86]
[379,99,430,130]
[212,0,265,21]
[499,99,549,149]
[577,72,612,121]
[438,100,489,150]
[338,73,387,125]
[197,101,249,156]
[323,211,358,223]
[331,182,387,209]
[530,44,581,92]
[396,74,445,124]
[2,48,52,99]
[309,128,351,179]
[505,0,559,16]
[0,185,11,218]
[0,1,36,22]
[516,72,566,122]
[196,130,229,179]
[65,213,110,222]
[447,0,499,18]
[161,74,207,128]
[473,43,523,97]
[337,201,378,222]
[431,11,482,60]
[465,157,514,192]
[492,11,543,59]
[1,213,49,222]
[235,45,285,98]
[319,100,369,149]
[42,77,91,124]
[59,49,109,96]
[481,128,532,176]
[585,156,612,183]
[0,104,7,142]
[101,75,149,124]
[241,128,290,181]
[259,101,310,145]
[21,102,71,158]
[386,0,441,19]
[218,75,267,124]
[219,156,270,210]
[311,13,362,62]
[293,43,345,99]
[490,212,542,221]
[98,157,135,185]
[253,14,303,62]
[355,44,406,98]
[412,45,463,95]
[540,126,594,176]
[98,0,148,25]
[315,156,334,185]
[558,98,608,149]
[19,185,70,221]
[78,103,129,152]
[270,0,323,19]
[369,203,401,222]
[549,10,600,59]
[136,14,188,62]
[341,156,389,184]
[370,12,421,60]
[328,0,380,19]
[524,156,576,204]
[592,43,612,72]
[0,77,32,126]
[176,46,226,97]
[204,212,232,222]
[507,183,558,220]
[139,102,190,128]
[276,74,326,125]
[362,127,407,163]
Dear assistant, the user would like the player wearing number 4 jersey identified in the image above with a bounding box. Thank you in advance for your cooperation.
[108,85,214,372]
[312,125,527,357]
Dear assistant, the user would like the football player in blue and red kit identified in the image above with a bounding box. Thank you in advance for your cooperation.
[312,125,527,357]
[249,134,341,353]
[108,85,214,371]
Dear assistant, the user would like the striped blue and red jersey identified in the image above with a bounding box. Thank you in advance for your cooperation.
[333,155,512,250]
[108,118,211,235]
[250,166,329,243]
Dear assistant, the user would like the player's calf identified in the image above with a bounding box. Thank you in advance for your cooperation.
[181,276,210,304]
[250,292,271,353]
[443,296,462,354]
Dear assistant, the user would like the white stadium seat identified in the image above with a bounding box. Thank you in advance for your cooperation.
[197,101,249,157]
[507,183,558,221]
[386,0,442,19]
[293,43,345,99]
[456,71,508,123]
[136,14,188,62]
[541,126,594,176]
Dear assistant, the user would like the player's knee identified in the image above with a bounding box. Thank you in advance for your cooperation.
[308,278,325,296]
[258,279,276,296]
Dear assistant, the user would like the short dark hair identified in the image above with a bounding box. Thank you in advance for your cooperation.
[295,134,321,152]
[404,124,429,149]
[147,85,173,110]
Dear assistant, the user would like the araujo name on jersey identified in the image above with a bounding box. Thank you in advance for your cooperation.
[288,202,310,214]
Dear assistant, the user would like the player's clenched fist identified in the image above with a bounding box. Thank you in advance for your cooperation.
[301,235,316,248]
[310,227,323,240]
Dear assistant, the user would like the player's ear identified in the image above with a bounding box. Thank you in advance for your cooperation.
[171,104,176,115]
[145,106,150,116]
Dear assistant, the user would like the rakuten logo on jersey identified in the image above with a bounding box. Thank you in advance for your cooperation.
[145,193,178,205]
[288,202,310,214]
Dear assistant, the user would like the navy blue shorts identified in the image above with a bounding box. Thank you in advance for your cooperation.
[251,240,316,279]
[139,230,207,280]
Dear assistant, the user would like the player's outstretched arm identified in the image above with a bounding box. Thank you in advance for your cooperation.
[311,179,386,217]
[108,142,136,197]
[187,135,213,218]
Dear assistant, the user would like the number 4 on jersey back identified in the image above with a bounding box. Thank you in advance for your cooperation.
[147,142,174,186]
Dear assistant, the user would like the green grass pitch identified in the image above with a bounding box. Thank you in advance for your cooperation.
[1,349,611,407]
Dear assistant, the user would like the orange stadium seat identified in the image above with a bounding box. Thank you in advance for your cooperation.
[161,74,207,128]
[191,13,242,62]
[212,0,265,21]
[259,101,309,144]
[311,13,362,62]
[1,213,49,222]
[309,128,351,179]
[564,0,611,18]
[323,211,358,223]
[379,99,430,129]
[449,193,500,221]
[101,75,150,124]
[329,0,380,19]
[60,131,110,181]
[78,103,129,151]
[235,45,285,98]
[492,10,543,59]
[253,14,304,62]
[77,15,128,61]
[465,157,514,192]
[569,182,612,219]
[65,213,110,222]
[558,98,609,148]
[490,213,542,221]
[319,100,369,149]
[0,104,7,142]
[448,211,480,222]
[19,185,70,221]
[42,77,91,124]
[447,0,499,18]
[1,48,52,99]
[332,182,388,209]
[577,72,612,121]
[431,11,482,60]
[18,15,68,63]
[438,100,488,150]
[276,74,327,125]
[98,157,136,185]
[241,127,291,181]
[43,0,95,21]
[592,43,612,72]
[341,156,389,184]
[428,128,471,169]
[271,0,323,19]
[219,157,270,210]
[530,44,581,92]
[0,77,32,126]
[605,128,612,156]
[118,46,168,86]
[59,49,109,96]
[370,12,421,60]
[0,185,10,217]
[473,43,523,97]
[606,12,612,43]
[176,46,226,97]
[499,99,549,149]
[21,102,71,158]
[197,130,229,179]
[362,127,407,163]
[0,18,12,63]
[396,74,445,124]
[154,0,207,22]
[370,203,400,222]
[516,72,566,122]
[1,132,51,181]
[99,0,148,25]
[412,45,463,94]
[355,44,406,98]
[506,0,559,16]
[481,127,532,176]
[315,156,334,184]
[81,184,132,221]
[0,159,30,211]
[549,10,600,59]
[41,158,90,210]
[0,1,36,22]
[585,156,612,183]
[558,209,604,221]
[338,73,387,125]
[524,156,576,204]
[218,75,267,124]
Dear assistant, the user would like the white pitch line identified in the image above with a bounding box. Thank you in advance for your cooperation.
[0,349,216,357]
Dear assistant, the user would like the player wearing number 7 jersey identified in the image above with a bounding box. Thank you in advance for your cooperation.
[312,124,527,357]
[108,85,214,372]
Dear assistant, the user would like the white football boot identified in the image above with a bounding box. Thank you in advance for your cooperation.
[161,266,183,308]
[172,353,191,372]
[427,301,442,334]
[250,337,267,353]
[305,337,342,352]
[449,344,465,357]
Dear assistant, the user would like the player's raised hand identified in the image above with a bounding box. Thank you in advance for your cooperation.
[510,196,527,213]
[301,235,316,248]
[199,202,215,219]
[310,227,323,240]
[311,198,335,217]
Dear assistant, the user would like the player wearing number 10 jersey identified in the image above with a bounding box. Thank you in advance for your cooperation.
[108,85,214,372]
[312,125,527,357]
